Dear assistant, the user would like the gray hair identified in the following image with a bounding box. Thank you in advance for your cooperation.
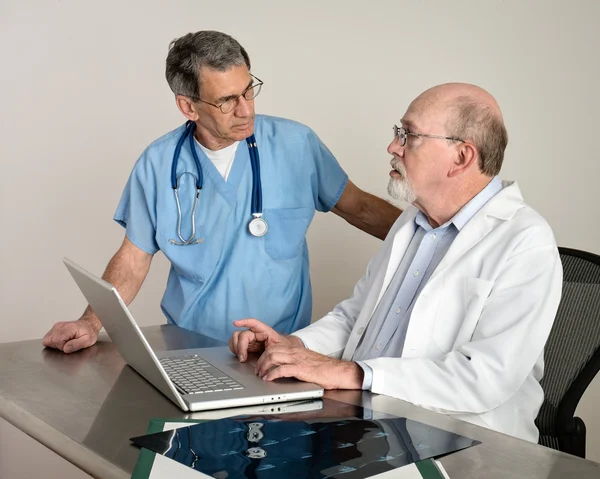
[446,97,508,176]
[165,31,251,99]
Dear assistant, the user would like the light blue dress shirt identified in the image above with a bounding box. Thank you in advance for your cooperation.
[356,177,503,389]
[114,115,348,342]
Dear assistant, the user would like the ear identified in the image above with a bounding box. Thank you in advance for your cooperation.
[448,142,478,177]
[175,95,200,122]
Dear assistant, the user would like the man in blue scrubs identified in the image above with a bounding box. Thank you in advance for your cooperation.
[43,30,401,353]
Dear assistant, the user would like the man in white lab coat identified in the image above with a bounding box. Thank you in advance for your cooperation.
[229,83,563,442]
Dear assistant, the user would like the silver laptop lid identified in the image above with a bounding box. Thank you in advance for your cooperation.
[63,258,188,410]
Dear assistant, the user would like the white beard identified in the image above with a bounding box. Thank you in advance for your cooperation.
[387,161,417,203]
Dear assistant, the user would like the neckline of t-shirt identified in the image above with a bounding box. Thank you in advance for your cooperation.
[194,137,240,161]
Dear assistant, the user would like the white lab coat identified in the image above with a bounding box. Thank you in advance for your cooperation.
[294,181,563,442]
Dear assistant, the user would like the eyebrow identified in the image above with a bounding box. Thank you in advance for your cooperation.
[400,118,417,130]
[216,79,254,103]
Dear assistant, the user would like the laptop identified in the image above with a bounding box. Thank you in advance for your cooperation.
[63,258,324,412]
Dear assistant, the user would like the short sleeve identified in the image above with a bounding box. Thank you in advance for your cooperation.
[306,131,348,213]
[113,152,159,255]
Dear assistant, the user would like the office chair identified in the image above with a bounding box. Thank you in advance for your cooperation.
[536,247,600,458]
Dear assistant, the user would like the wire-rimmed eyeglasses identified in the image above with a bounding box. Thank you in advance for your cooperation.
[393,125,464,147]
[192,74,263,114]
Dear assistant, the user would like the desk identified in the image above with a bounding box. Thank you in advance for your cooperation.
[1,325,599,478]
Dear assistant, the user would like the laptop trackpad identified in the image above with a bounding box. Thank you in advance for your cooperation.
[225,359,258,373]
[225,359,303,385]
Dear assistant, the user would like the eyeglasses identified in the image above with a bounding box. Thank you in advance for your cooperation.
[193,74,263,114]
[393,125,464,147]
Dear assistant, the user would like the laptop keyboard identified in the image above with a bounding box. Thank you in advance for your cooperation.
[160,355,244,395]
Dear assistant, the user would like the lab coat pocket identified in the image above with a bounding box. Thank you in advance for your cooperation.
[159,226,212,283]
[432,276,494,352]
[264,207,314,260]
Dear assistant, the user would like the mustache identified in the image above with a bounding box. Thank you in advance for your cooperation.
[390,157,406,176]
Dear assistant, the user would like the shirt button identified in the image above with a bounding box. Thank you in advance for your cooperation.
[396,308,401,314]
[357,327,365,335]
[431,233,436,239]
[413,270,420,277]
[375,344,382,351]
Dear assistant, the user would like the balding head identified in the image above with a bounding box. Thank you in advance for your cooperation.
[417,83,502,115]
[410,83,508,176]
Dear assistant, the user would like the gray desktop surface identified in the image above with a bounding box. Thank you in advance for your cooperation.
[1,324,599,479]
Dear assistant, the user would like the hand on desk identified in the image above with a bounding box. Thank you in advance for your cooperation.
[230,318,364,390]
[42,317,100,353]
[229,318,302,361]
[256,345,363,390]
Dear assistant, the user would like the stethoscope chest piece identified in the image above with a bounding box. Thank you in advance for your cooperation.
[248,215,268,237]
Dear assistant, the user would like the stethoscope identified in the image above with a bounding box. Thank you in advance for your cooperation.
[169,121,267,245]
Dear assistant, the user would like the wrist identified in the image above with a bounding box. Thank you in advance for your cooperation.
[339,361,364,390]
[287,335,305,349]
[79,314,102,334]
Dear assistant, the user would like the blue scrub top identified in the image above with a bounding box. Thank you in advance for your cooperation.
[114,115,348,342]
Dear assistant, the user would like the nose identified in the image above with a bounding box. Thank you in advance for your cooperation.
[387,138,404,157]
[234,96,254,117]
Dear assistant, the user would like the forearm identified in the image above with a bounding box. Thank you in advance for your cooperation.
[102,241,152,304]
[79,237,153,331]
[340,193,401,240]
[332,181,401,240]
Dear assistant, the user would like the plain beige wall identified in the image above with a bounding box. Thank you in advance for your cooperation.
[1,0,599,476]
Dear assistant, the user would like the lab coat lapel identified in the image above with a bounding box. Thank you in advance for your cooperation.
[428,214,494,282]
[375,214,418,307]
[427,181,522,283]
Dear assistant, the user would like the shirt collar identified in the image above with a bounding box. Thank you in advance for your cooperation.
[415,176,503,232]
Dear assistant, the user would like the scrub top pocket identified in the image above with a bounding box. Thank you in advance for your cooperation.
[159,226,212,283]
[264,207,314,260]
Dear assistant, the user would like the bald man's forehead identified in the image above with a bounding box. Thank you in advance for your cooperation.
[402,97,450,131]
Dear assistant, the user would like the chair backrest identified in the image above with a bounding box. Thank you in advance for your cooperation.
[536,247,600,454]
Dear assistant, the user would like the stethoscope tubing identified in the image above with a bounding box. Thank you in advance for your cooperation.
[170,121,263,245]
